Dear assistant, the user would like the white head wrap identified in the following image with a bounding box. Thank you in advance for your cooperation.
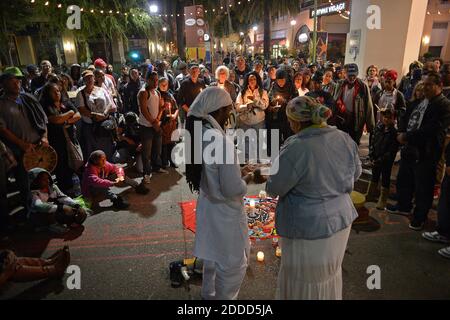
[188,87,233,131]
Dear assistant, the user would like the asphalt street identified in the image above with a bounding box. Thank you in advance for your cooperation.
[1,135,449,300]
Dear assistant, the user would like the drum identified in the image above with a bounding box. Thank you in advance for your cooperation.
[23,145,58,173]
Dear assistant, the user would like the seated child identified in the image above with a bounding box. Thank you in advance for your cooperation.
[82,150,149,210]
[366,108,399,210]
[29,168,89,234]
[113,112,143,173]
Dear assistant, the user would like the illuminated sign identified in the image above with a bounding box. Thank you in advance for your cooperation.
[310,1,347,18]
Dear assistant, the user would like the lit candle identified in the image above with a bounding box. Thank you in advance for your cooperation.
[276,247,282,257]
[249,199,256,215]
[118,167,125,182]
[257,251,264,262]
[275,96,280,108]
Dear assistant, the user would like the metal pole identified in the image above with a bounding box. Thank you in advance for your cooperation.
[312,0,318,63]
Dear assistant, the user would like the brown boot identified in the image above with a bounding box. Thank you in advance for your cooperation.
[0,250,17,288]
[10,247,70,282]
[365,181,379,203]
[376,187,390,210]
[15,246,68,267]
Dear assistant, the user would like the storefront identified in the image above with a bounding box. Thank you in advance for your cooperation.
[253,30,288,58]
[248,0,350,61]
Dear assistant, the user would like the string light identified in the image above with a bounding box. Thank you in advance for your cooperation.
[25,0,253,18]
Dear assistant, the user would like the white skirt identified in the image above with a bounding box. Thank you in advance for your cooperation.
[276,226,351,300]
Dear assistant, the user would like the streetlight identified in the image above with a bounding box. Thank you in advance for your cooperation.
[290,20,297,52]
[149,4,158,14]
[239,32,245,54]
[149,5,158,59]
[163,27,168,53]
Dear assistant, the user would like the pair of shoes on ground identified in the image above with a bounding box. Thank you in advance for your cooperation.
[422,231,450,259]
[385,204,412,216]
[385,204,425,231]
[143,168,169,184]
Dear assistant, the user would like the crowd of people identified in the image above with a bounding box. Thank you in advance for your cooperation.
[1,52,450,299]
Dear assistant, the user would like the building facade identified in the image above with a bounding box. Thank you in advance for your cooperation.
[421,0,450,61]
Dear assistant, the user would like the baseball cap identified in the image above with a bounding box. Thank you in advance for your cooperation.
[94,58,107,68]
[0,67,24,82]
[344,63,359,76]
[82,70,94,78]
[384,70,398,82]
[189,63,199,69]
[26,64,38,74]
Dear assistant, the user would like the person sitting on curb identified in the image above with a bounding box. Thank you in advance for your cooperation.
[82,150,149,210]
[0,246,70,288]
[29,168,90,235]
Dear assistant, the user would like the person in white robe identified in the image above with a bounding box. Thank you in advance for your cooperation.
[186,87,253,300]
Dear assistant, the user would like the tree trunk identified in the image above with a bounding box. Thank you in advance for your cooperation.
[263,0,270,62]
[226,0,234,34]
[176,0,186,60]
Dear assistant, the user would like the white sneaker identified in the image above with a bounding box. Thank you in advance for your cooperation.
[438,246,450,259]
[422,231,450,244]
[143,174,152,184]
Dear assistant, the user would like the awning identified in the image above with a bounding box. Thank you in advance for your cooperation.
[253,39,287,47]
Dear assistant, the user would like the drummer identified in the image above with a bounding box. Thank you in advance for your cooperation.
[185,87,253,300]
[0,67,49,224]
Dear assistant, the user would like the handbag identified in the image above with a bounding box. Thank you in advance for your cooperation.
[63,127,84,172]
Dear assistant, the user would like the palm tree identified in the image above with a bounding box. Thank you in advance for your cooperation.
[0,0,161,65]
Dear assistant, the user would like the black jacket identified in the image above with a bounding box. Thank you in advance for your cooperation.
[369,123,399,163]
[176,77,206,110]
[123,79,143,114]
[401,94,450,163]
[267,82,295,125]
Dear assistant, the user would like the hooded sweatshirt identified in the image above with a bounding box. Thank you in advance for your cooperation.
[29,168,77,215]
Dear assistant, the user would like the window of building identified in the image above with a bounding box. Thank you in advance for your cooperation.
[429,46,443,57]
[432,22,449,29]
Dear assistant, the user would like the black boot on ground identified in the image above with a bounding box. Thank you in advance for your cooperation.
[112,196,130,210]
